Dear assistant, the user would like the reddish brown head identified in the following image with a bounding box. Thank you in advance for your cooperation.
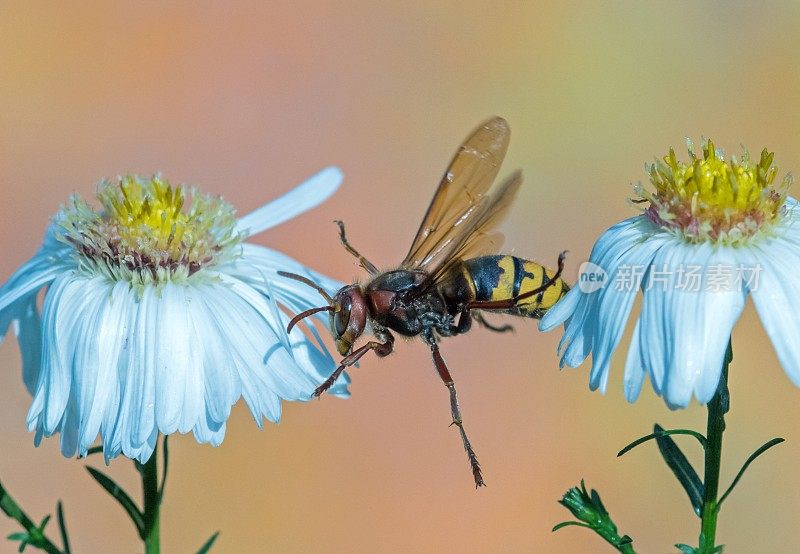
[278,271,368,356]
[330,284,368,355]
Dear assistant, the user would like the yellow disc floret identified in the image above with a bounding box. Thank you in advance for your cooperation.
[637,139,793,245]
[57,175,242,286]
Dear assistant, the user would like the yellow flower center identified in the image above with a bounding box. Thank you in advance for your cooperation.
[58,175,242,285]
[637,139,792,245]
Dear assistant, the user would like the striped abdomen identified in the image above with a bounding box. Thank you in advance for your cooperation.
[460,255,569,318]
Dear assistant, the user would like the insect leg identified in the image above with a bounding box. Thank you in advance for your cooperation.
[472,312,514,333]
[335,220,380,275]
[314,337,394,397]
[430,342,485,488]
[465,250,567,311]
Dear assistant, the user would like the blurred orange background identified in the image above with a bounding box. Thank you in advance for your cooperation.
[1,2,799,552]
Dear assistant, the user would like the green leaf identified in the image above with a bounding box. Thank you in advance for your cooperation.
[617,428,707,458]
[7,532,27,541]
[196,531,221,554]
[84,446,104,457]
[86,467,144,537]
[38,515,51,532]
[653,424,704,516]
[675,543,697,553]
[552,520,593,532]
[717,437,785,509]
[56,501,70,554]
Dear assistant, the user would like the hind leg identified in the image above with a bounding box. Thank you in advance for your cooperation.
[472,312,514,333]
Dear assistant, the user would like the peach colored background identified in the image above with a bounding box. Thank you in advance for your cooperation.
[1,2,799,552]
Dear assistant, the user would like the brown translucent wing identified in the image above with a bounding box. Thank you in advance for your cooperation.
[422,170,523,286]
[401,116,511,271]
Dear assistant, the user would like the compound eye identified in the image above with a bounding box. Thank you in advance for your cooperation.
[334,296,352,338]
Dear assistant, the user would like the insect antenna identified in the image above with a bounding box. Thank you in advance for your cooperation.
[278,271,339,334]
[286,305,334,334]
[278,271,336,304]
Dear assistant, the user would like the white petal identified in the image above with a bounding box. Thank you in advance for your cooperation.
[17,297,43,395]
[0,295,42,394]
[0,256,64,313]
[538,286,580,333]
[623,321,646,402]
[113,285,157,456]
[193,411,226,446]
[229,258,348,394]
[586,230,668,393]
[77,281,132,455]
[59,395,80,457]
[27,272,85,434]
[640,243,745,408]
[201,282,314,425]
[235,167,342,237]
[750,238,800,385]
[554,216,668,392]
[69,278,115,453]
[219,275,320,395]
[229,243,342,296]
[154,284,204,435]
[540,216,643,331]
[188,284,240,426]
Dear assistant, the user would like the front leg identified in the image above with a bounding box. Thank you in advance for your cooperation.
[335,220,380,276]
[313,332,395,397]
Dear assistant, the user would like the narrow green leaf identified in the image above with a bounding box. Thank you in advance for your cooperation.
[717,437,785,509]
[196,531,221,554]
[38,515,51,532]
[675,543,696,554]
[86,467,144,537]
[551,521,593,533]
[18,538,28,552]
[159,436,169,503]
[0,480,62,554]
[617,428,707,457]
[653,424,704,516]
[84,446,104,457]
[56,501,70,554]
[7,532,27,541]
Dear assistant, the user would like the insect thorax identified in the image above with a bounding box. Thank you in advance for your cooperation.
[365,269,451,337]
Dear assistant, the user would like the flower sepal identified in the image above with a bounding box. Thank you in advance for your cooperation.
[553,480,636,553]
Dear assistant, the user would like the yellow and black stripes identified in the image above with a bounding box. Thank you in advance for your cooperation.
[460,255,568,318]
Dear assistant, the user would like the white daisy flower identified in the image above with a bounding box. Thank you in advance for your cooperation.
[540,140,797,409]
[0,168,349,462]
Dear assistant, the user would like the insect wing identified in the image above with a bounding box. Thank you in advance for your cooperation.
[440,169,521,264]
[401,116,511,271]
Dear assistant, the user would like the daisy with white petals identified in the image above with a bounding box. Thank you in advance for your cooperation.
[541,140,798,408]
[0,168,349,462]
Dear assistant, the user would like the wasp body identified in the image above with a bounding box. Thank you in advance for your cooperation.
[281,117,567,487]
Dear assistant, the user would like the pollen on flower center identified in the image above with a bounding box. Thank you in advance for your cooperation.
[636,139,793,245]
[57,175,242,285]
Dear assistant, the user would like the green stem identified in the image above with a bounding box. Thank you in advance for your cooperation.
[0,481,62,554]
[140,439,161,554]
[698,342,732,553]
